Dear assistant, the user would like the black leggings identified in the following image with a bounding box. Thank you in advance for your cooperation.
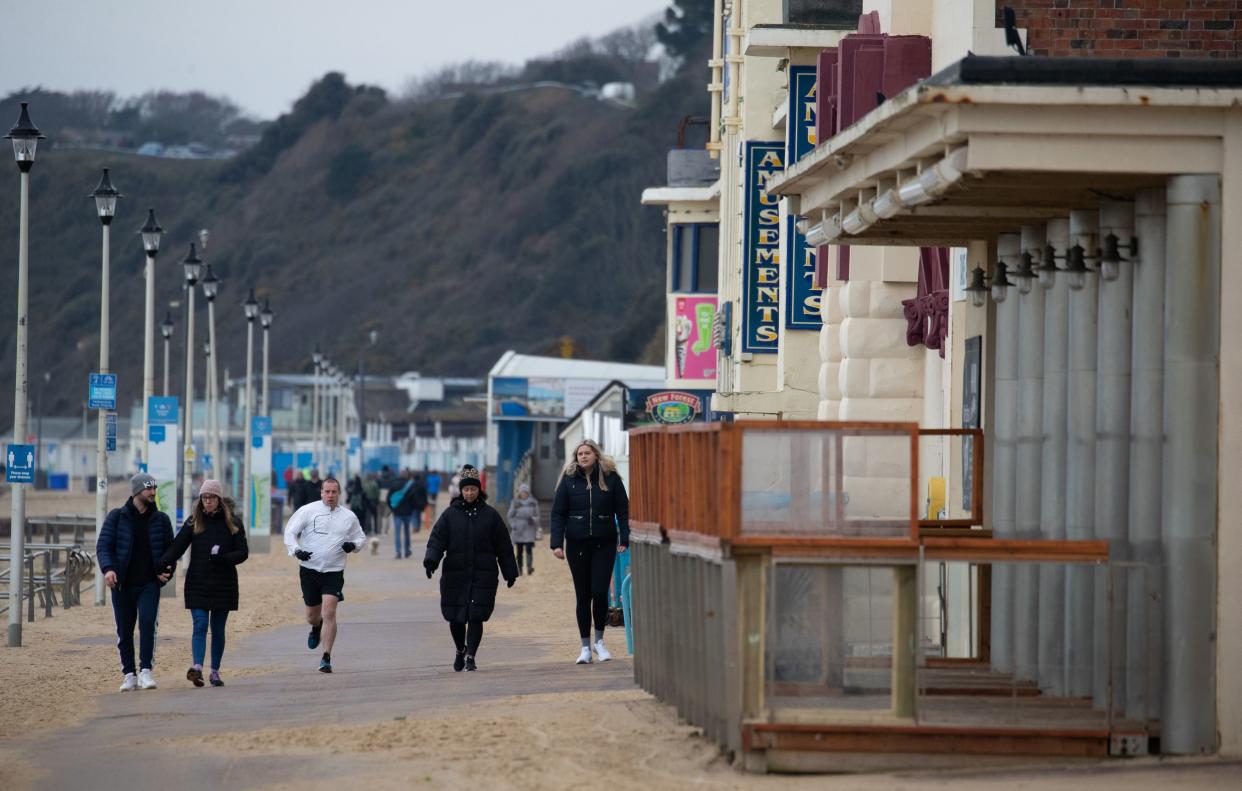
[515,542,533,572]
[566,537,617,639]
[449,620,484,656]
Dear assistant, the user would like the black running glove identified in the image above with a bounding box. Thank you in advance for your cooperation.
[341,542,356,553]
[424,562,435,579]
[294,549,313,561]
[506,578,515,588]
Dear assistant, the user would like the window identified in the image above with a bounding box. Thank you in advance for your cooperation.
[671,223,719,294]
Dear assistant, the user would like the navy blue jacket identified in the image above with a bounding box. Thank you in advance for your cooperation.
[96,496,176,588]
[549,466,629,550]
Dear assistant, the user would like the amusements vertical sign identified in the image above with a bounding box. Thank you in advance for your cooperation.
[743,141,784,353]
[785,66,824,330]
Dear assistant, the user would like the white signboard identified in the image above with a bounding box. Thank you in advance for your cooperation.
[249,416,272,536]
[146,397,180,525]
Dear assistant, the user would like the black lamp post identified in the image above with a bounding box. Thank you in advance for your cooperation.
[89,168,121,576]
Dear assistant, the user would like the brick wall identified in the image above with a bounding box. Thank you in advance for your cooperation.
[997,1,1242,58]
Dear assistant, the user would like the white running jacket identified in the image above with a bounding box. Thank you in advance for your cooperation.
[283,501,365,572]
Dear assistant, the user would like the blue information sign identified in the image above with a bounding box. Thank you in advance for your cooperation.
[148,396,178,425]
[105,412,117,453]
[89,373,117,410]
[6,443,34,484]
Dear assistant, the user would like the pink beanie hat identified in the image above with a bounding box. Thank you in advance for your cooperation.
[199,479,224,498]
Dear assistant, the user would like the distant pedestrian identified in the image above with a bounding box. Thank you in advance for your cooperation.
[157,479,249,688]
[388,471,423,558]
[550,439,629,665]
[378,465,400,534]
[507,483,540,576]
[282,477,365,673]
[347,474,368,532]
[424,465,517,672]
[425,470,442,522]
[363,472,381,537]
[96,472,175,691]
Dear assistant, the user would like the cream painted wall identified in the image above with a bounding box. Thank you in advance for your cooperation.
[715,0,787,418]
[1215,112,1242,757]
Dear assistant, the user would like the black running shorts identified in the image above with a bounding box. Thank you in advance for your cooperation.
[299,566,345,606]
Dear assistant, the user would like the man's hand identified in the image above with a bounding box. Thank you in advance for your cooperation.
[506,578,515,588]
[341,542,356,554]
[424,562,435,579]
[553,547,565,560]
[157,566,172,583]
[104,570,118,589]
[618,544,628,553]
[294,549,313,561]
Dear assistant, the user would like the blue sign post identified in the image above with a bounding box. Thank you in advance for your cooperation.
[105,412,117,453]
[88,373,117,410]
[6,444,35,484]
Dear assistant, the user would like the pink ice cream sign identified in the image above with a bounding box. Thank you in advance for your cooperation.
[673,295,717,381]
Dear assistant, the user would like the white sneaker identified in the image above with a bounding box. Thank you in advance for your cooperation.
[575,646,593,664]
[137,668,158,690]
[119,673,138,692]
[594,640,613,662]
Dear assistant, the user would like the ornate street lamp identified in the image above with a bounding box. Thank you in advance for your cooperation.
[242,289,260,517]
[90,168,121,604]
[181,244,202,520]
[6,103,45,637]
[139,209,163,466]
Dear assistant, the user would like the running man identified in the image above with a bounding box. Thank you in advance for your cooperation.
[282,476,365,673]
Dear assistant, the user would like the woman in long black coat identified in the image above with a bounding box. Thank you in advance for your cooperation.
[157,479,248,687]
[423,465,517,672]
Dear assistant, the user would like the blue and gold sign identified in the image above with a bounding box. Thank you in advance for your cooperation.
[786,66,823,330]
[743,141,784,353]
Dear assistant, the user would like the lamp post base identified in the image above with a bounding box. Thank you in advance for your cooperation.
[8,622,22,648]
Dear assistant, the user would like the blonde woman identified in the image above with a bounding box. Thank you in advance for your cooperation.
[158,479,249,687]
[550,439,629,664]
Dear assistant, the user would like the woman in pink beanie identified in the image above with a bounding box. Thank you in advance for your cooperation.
[157,479,248,687]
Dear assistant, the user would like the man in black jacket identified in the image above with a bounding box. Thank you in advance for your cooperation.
[96,472,176,691]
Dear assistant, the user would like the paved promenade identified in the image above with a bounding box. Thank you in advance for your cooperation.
[10,542,636,790]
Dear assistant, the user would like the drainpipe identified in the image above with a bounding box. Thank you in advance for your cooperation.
[1014,225,1046,683]
[1161,175,1220,755]
[990,234,1021,676]
[723,1,743,134]
[1094,200,1134,712]
[1038,218,1070,696]
[1065,209,1099,699]
[1126,189,1165,722]
[707,0,724,156]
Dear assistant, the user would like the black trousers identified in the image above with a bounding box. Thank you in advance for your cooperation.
[565,536,617,639]
[514,542,534,573]
[449,620,484,656]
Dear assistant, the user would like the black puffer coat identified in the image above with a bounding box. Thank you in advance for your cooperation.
[158,501,249,611]
[549,465,629,550]
[423,494,518,623]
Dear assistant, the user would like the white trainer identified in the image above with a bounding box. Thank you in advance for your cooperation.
[137,668,158,690]
[119,673,138,692]
[594,640,613,662]
[575,646,593,664]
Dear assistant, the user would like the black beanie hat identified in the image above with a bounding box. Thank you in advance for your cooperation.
[457,464,482,490]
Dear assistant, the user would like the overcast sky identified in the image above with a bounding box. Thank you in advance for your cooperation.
[0,0,672,119]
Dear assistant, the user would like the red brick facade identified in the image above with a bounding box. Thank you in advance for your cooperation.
[997,0,1241,58]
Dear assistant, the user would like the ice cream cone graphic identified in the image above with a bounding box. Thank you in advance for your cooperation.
[674,314,693,378]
